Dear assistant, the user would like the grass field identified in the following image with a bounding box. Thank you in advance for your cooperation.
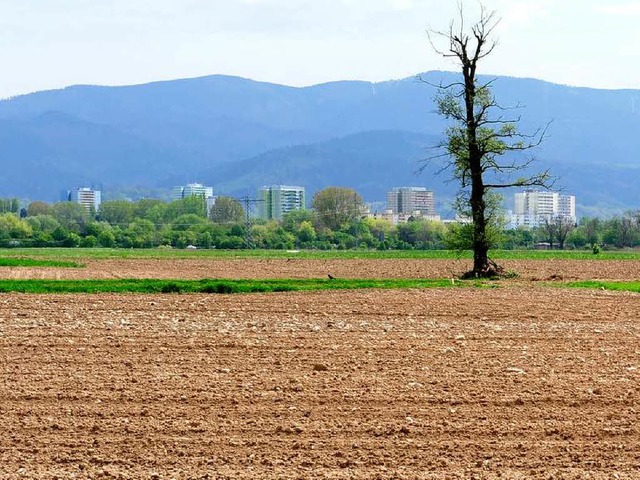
[1,247,639,261]
[2,277,639,294]
[566,280,640,293]
[0,277,463,294]
[0,257,82,268]
[2,248,639,294]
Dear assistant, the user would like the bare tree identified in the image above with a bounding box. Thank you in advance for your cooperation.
[554,216,575,250]
[583,217,601,246]
[426,5,553,277]
[615,213,636,247]
[541,217,557,250]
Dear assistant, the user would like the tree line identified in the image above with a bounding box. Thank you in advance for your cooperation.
[0,190,639,251]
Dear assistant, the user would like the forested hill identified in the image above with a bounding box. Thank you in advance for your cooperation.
[0,72,638,215]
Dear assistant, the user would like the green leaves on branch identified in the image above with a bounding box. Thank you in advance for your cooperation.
[209,196,244,224]
[312,187,364,231]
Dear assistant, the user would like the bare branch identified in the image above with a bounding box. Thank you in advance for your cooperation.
[425,27,452,58]
[484,169,555,190]
[416,74,464,91]
[477,77,499,91]
[482,157,537,173]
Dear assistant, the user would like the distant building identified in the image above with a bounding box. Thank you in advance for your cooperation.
[259,185,305,220]
[61,187,102,213]
[375,210,441,226]
[385,187,438,222]
[558,194,576,219]
[510,190,576,228]
[173,183,214,200]
[205,196,218,214]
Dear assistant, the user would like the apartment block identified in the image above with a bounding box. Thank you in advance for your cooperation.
[62,187,102,213]
[173,183,214,200]
[386,187,436,217]
[558,194,576,219]
[259,185,305,220]
[510,190,576,228]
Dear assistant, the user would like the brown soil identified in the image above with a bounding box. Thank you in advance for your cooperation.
[2,287,639,479]
[1,257,639,280]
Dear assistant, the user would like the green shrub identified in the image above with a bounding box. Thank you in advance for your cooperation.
[80,235,98,248]
[160,282,182,293]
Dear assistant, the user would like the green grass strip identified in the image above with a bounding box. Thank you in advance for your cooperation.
[0,257,82,268]
[1,247,639,261]
[0,278,465,294]
[564,281,640,293]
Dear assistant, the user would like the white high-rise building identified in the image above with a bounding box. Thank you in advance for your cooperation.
[62,187,102,213]
[386,187,437,218]
[259,185,306,220]
[558,194,576,219]
[173,183,214,200]
[510,190,576,228]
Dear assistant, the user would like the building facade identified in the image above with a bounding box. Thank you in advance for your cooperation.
[510,190,576,228]
[62,187,102,213]
[173,183,214,200]
[259,185,305,220]
[386,187,437,218]
[205,196,218,214]
[558,194,576,219]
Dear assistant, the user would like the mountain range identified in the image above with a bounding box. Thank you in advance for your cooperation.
[1,71,639,216]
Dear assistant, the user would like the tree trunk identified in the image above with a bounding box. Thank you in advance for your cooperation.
[472,221,490,275]
[471,175,490,276]
[463,60,496,278]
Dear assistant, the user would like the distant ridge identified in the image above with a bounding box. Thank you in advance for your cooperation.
[0,72,638,215]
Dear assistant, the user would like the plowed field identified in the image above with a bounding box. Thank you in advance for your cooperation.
[2,285,639,479]
[1,257,639,280]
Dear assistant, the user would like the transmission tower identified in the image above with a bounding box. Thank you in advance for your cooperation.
[238,195,264,249]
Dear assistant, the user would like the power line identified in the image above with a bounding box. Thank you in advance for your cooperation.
[238,195,264,249]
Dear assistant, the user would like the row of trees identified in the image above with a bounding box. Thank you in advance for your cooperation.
[1,192,640,251]
[505,212,640,250]
[0,192,435,250]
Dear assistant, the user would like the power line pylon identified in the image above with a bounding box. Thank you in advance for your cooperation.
[238,195,264,249]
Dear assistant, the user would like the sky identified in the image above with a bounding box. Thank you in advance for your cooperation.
[0,0,638,98]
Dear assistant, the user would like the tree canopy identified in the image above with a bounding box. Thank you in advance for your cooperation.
[209,196,244,224]
[312,187,363,231]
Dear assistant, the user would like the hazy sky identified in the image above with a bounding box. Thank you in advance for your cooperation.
[0,0,637,98]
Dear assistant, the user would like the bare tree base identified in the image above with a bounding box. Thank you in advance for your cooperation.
[460,258,507,279]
